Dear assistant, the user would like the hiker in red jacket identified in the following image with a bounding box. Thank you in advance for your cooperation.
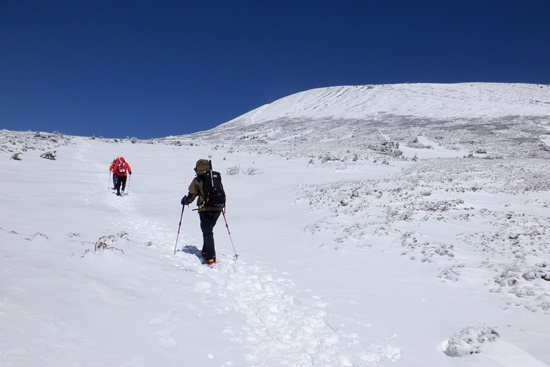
[114,157,132,196]
[109,157,119,189]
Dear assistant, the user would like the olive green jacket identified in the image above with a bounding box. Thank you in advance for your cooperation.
[186,159,224,212]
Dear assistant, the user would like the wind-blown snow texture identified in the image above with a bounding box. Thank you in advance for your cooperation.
[1,83,550,367]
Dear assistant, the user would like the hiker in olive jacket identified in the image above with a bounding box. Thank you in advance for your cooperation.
[181,159,224,264]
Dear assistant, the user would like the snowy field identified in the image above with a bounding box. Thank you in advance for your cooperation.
[1,83,550,367]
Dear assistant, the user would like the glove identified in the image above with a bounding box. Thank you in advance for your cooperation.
[181,195,188,206]
[129,172,132,175]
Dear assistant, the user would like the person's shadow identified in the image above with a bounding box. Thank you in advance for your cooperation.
[180,245,202,259]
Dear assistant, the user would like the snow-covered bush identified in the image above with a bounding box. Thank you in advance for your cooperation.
[40,151,57,160]
[1,130,73,154]
[225,165,262,175]
[442,325,499,357]
[319,152,340,163]
[93,232,129,254]
[243,167,261,175]
[226,166,241,175]
[407,137,433,149]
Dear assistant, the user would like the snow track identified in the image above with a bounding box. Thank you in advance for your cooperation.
[3,108,550,367]
[79,141,373,366]
[102,183,356,365]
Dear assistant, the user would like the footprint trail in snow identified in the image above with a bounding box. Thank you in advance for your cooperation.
[102,177,399,366]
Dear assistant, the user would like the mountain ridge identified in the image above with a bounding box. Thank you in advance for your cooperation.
[220,82,550,128]
[168,83,550,162]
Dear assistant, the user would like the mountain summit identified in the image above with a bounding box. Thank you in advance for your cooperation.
[223,83,550,126]
[185,83,550,160]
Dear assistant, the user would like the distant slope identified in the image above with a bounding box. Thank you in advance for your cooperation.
[222,83,550,126]
[178,83,550,160]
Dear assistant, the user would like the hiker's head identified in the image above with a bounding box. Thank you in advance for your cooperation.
[194,159,210,174]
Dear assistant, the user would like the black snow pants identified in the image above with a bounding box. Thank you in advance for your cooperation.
[115,175,127,195]
[199,210,222,261]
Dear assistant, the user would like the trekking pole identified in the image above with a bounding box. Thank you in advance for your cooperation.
[222,209,238,259]
[173,205,185,254]
[126,175,131,193]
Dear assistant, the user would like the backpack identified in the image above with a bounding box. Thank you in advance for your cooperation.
[199,170,226,208]
[117,162,127,174]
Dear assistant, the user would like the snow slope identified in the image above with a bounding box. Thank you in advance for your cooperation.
[222,83,550,125]
[182,83,550,162]
[1,83,550,367]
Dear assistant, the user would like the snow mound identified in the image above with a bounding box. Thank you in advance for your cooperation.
[441,327,549,367]
[441,325,500,357]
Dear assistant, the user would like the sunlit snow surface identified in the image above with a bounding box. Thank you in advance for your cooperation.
[1,83,550,366]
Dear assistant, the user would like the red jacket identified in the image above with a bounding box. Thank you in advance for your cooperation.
[109,159,119,172]
[114,161,132,176]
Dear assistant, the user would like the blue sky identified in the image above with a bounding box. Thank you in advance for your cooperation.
[1,1,549,139]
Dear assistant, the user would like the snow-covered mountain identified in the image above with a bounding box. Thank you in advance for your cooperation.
[226,83,550,122]
[1,83,550,367]
[175,83,550,161]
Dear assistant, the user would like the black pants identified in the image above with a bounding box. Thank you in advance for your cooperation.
[112,174,118,189]
[115,175,127,194]
[199,210,221,261]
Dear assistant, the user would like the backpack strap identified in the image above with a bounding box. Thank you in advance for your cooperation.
[196,173,207,206]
